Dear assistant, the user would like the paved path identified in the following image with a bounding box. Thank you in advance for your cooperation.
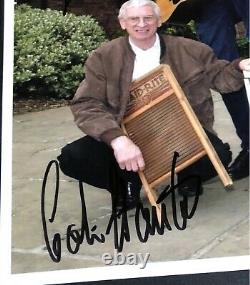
[12,92,249,273]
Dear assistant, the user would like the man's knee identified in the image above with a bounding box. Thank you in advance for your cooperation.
[57,136,95,180]
[57,143,81,180]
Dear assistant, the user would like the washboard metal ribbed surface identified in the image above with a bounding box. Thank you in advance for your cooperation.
[122,64,233,220]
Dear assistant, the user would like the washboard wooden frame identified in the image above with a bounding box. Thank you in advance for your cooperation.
[121,64,233,220]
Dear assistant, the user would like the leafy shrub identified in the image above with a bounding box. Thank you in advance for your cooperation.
[160,20,198,40]
[236,37,249,58]
[14,5,107,99]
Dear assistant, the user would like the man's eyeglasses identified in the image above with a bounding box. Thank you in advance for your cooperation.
[126,16,156,24]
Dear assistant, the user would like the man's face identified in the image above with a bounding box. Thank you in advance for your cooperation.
[119,5,161,44]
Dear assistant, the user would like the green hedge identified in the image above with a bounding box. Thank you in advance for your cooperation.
[161,21,198,41]
[236,37,249,58]
[14,5,107,99]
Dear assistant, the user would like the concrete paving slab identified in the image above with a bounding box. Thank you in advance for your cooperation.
[11,92,249,274]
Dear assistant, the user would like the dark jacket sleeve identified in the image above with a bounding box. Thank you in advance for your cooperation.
[168,0,206,23]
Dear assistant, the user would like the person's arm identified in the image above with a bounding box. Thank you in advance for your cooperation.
[195,42,245,93]
[70,49,145,172]
[70,50,124,143]
[167,0,205,24]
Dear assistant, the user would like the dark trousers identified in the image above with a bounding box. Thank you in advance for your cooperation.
[57,130,232,194]
[57,136,142,195]
[196,0,249,149]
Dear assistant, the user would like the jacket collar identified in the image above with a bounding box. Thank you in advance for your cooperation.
[124,33,166,59]
[159,34,167,59]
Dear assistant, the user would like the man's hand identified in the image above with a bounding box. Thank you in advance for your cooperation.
[239,58,250,71]
[110,136,145,172]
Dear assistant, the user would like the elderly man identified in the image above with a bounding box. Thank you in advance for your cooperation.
[58,0,250,211]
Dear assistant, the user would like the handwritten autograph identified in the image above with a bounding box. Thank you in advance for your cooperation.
[41,152,201,262]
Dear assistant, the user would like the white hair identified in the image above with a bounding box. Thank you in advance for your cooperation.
[118,0,161,19]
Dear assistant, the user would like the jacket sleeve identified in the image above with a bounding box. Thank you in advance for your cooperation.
[70,50,124,144]
[196,42,244,93]
[168,0,205,23]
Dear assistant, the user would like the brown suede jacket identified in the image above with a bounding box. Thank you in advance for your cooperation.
[70,34,243,145]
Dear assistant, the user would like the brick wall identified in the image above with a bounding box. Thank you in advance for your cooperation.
[25,0,124,37]
[66,0,121,37]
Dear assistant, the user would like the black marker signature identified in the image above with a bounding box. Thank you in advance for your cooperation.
[41,152,201,262]
[134,152,200,243]
[41,160,105,262]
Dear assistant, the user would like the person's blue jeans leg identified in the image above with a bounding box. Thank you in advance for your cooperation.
[196,0,239,61]
[222,88,249,150]
[196,0,249,150]
[229,0,249,38]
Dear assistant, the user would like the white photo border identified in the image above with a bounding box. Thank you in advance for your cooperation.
[0,1,249,285]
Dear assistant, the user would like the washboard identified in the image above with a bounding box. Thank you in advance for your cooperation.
[121,64,233,220]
